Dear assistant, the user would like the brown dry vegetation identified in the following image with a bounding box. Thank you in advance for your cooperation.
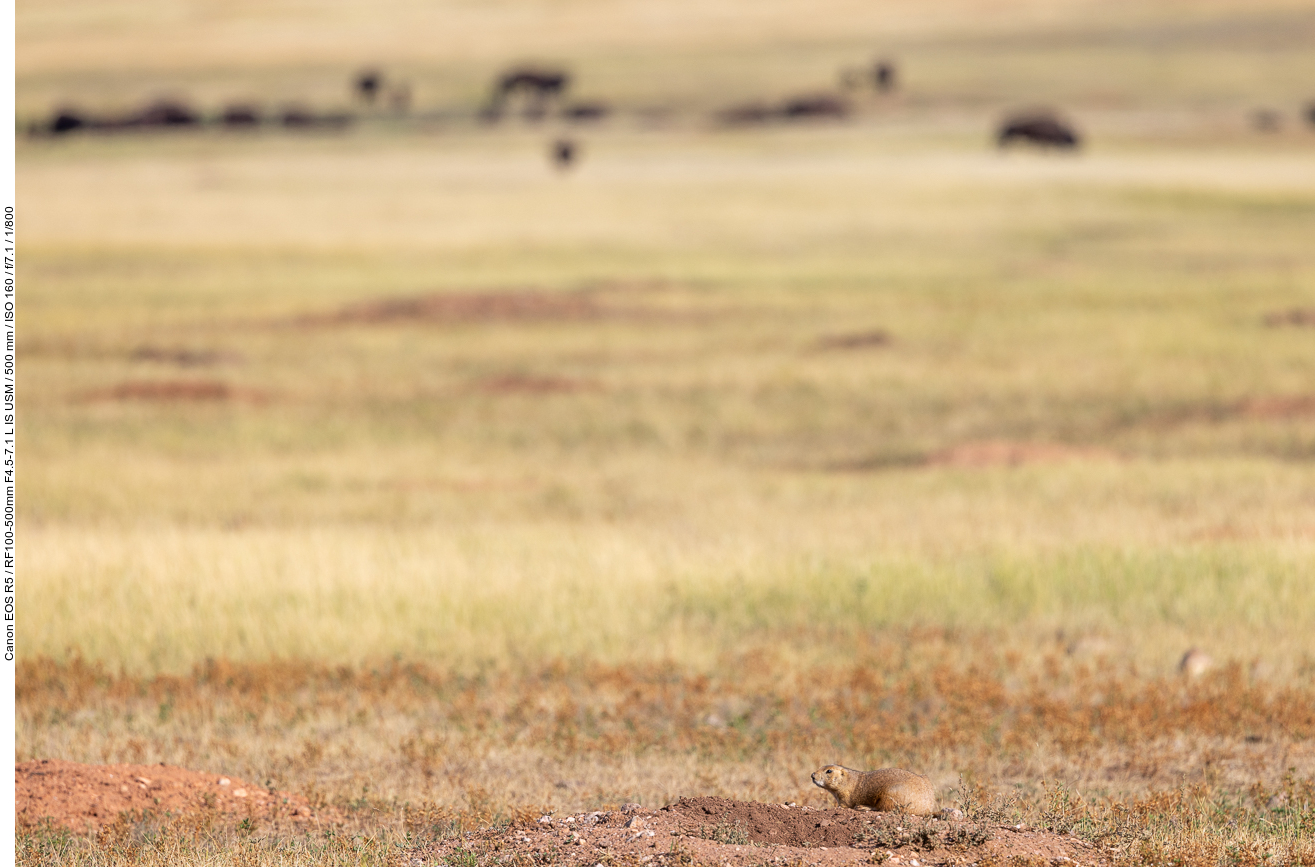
[17,637,1315,865]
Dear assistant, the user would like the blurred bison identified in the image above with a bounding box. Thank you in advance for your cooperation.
[997,112,1081,149]
[781,94,849,120]
[131,99,201,127]
[483,67,571,122]
[840,59,898,93]
[873,60,897,92]
[41,99,200,135]
[46,108,89,135]
[551,138,578,171]
[220,104,262,127]
[563,101,610,123]
[355,68,385,104]
[718,94,848,126]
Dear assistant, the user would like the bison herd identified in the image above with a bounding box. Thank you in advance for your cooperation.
[32,59,1315,164]
[39,98,353,136]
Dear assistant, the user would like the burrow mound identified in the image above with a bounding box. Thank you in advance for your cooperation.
[663,796,975,847]
[16,759,325,833]
[417,797,1109,867]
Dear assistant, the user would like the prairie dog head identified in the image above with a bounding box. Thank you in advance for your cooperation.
[811,764,851,792]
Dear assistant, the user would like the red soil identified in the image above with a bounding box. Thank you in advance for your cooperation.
[15,759,324,834]
[18,762,1111,865]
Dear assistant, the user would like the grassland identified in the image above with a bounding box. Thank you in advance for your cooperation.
[16,0,1315,863]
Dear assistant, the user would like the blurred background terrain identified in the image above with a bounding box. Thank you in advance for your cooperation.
[15,0,1315,862]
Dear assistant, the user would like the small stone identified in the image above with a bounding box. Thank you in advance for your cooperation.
[233,789,247,798]
[219,778,231,787]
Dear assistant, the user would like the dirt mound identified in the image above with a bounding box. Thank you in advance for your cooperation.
[79,379,263,403]
[297,284,685,327]
[1263,308,1315,328]
[813,330,891,350]
[317,290,604,325]
[476,373,599,394]
[662,796,895,847]
[927,441,1117,468]
[1239,395,1315,420]
[16,759,324,833]
[414,798,1110,867]
[129,346,238,367]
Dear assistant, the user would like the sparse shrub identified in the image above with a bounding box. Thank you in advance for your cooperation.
[445,847,480,867]
[940,823,993,848]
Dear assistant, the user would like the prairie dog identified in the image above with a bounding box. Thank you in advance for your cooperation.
[811,765,935,815]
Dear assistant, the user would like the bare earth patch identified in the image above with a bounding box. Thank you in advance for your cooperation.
[129,346,240,367]
[15,759,325,834]
[295,283,693,328]
[926,441,1118,468]
[1262,308,1315,328]
[475,373,600,395]
[812,330,892,350]
[415,797,1110,867]
[1239,395,1315,420]
[78,379,269,403]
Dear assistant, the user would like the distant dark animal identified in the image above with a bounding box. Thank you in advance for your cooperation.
[780,94,849,120]
[1306,102,1315,127]
[45,100,199,135]
[717,94,848,126]
[563,102,610,122]
[484,67,571,122]
[997,112,1080,149]
[220,104,261,127]
[281,106,317,127]
[840,59,898,93]
[48,109,88,135]
[551,138,578,171]
[130,99,200,127]
[355,68,385,104]
[1251,109,1281,132]
[873,60,897,92]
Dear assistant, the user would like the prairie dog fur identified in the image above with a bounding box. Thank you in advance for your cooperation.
[811,765,936,815]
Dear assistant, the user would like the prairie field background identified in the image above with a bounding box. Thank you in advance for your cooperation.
[15,0,1315,863]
